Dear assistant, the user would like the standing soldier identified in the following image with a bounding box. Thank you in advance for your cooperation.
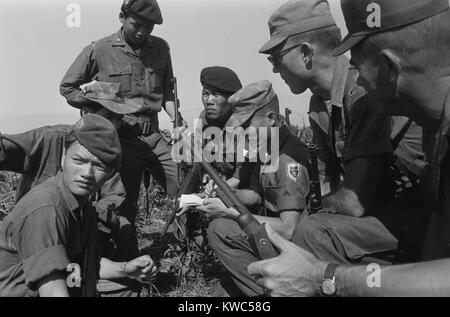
[248,0,450,297]
[60,0,183,231]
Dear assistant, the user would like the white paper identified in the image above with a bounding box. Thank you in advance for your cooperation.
[179,194,204,208]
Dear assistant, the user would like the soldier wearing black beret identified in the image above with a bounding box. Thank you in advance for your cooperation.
[0,115,158,297]
[60,0,183,253]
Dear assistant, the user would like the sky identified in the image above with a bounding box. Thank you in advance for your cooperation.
[0,0,346,134]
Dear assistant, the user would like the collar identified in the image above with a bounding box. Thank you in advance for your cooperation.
[111,29,154,53]
[56,171,81,213]
[329,55,351,108]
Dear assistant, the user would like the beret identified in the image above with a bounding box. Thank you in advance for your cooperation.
[73,114,122,170]
[122,0,163,24]
[200,66,242,96]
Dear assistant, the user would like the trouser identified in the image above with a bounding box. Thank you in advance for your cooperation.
[207,212,398,297]
[119,125,178,231]
[96,216,143,297]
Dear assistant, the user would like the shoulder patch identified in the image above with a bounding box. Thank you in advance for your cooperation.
[286,163,301,181]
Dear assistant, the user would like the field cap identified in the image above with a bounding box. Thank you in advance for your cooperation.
[226,81,279,128]
[334,0,449,56]
[259,0,336,54]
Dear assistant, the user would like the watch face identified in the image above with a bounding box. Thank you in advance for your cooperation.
[322,279,336,296]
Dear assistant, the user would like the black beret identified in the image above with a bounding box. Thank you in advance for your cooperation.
[73,114,122,170]
[200,66,242,96]
[122,0,163,25]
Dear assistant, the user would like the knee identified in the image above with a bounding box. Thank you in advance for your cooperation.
[207,218,239,250]
[292,214,329,247]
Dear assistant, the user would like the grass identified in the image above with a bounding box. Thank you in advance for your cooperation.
[0,171,224,297]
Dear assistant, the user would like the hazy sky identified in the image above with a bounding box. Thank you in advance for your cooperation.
[0,0,346,133]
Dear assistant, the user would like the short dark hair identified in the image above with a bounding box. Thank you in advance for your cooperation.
[359,9,450,73]
[285,25,342,54]
[64,131,78,151]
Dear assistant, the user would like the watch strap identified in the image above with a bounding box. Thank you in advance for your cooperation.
[324,263,339,280]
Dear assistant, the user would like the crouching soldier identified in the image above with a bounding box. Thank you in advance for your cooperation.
[197,81,311,296]
[0,114,157,297]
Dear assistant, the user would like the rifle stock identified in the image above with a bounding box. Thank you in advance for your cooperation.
[82,205,98,297]
[199,160,278,260]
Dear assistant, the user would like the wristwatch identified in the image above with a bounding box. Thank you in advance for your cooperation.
[321,263,339,296]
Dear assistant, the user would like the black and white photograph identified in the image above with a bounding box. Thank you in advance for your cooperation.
[0,0,449,301]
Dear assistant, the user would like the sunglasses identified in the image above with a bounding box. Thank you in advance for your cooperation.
[267,43,303,68]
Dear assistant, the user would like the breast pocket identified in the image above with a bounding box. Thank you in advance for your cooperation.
[108,63,132,93]
[146,66,163,94]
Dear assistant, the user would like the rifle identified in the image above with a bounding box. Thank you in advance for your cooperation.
[172,77,183,189]
[82,204,98,297]
[285,108,292,126]
[199,159,278,260]
[159,163,202,239]
[307,143,323,214]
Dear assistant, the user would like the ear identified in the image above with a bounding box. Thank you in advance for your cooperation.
[300,42,315,70]
[266,111,277,127]
[119,12,125,24]
[379,49,401,85]
[60,149,66,171]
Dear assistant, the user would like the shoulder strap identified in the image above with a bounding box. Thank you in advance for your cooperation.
[392,119,413,151]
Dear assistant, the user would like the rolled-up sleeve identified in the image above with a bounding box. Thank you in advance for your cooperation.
[14,205,71,290]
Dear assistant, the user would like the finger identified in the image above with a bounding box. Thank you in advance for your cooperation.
[265,224,290,253]
[247,259,270,277]
[176,206,189,217]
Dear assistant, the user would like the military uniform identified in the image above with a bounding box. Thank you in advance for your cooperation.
[0,114,123,297]
[0,125,124,236]
[308,56,393,192]
[0,172,90,297]
[207,82,311,296]
[60,28,178,228]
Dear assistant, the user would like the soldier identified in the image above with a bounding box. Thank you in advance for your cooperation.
[248,0,450,296]
[257,0,425,265]
[0,82,149,296]
[199,81,311,296]
[60,0,183,231]
[0,114,157,297]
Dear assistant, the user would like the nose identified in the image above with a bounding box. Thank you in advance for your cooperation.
[80,163,94,179]
[207,94,215,104]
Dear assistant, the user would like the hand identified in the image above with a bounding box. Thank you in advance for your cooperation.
[80,80,98,93]
[123,255,158,283]
[247,224,327,297]
[176,193,207,217]
[204,179,217,197]
[196,198,238,219]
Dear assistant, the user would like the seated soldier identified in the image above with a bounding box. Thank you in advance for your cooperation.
[195,81,311,296]
[258,0,425,265]
[0,114,157,297]
[0,82,149,296]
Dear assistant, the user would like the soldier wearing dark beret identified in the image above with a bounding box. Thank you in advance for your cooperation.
[60,0,183,245]
[0,114,158,297]
[249,0,450,297]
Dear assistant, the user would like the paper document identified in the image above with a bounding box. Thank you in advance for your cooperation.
[179,194,204,208]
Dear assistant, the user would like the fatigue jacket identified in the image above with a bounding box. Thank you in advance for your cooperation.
[0,125,125,234]
[60,29,175,129]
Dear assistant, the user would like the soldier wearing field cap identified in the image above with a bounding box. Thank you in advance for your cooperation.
[199,81,311,296]
[0,114,157,297]
[248,0,450,297]
[60,0,184,236]
[258,0,427,268]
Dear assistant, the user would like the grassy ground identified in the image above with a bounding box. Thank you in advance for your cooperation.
[0,171,223,297]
